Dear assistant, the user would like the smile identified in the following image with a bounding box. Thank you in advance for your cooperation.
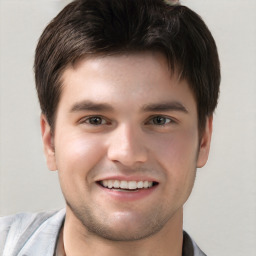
[99,180,157,191]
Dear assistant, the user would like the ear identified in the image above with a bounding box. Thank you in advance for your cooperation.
[197,116,213,168]
[40,114,57,171]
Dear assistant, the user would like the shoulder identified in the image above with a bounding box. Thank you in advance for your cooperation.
[183,230,207,256]
[0,209,65,256]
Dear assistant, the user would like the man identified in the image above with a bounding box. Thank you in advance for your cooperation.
[0,0,220,255]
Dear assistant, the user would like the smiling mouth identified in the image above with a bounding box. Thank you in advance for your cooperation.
[98,180,158,192]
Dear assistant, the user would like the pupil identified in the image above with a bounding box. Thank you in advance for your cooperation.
[154,116,165,125]
[91,117,101,125]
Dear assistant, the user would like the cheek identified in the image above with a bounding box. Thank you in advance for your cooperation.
[54,133,107,201]
[151,130,198,205]
[150,129,199,178]
[54,133,106,175]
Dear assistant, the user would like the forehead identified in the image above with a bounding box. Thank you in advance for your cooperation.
[65,51,171,86]
[59,52,196,112]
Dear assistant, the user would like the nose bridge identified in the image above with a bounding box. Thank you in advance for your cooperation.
[107,122,148,166]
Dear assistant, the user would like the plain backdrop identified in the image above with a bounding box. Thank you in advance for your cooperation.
[0,0,255,255]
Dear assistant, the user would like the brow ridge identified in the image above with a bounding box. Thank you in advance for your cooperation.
[70,100,114,112]
[142,101,188,113]
[70,100,188,114]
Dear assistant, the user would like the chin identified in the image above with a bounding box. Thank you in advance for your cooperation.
[81,210,168,242]
[91,224,163,242]
[67,199,178,242]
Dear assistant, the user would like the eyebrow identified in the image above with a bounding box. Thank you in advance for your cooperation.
[70,100,114,113]
[142,101,188,113]
[70,100,188,114]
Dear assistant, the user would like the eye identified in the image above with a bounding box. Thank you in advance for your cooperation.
[84,116,108,126]
[152,116,171,125]
[146,115,173,126]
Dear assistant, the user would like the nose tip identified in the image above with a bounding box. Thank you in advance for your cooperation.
[107,125,148,166]
[108,146,147,166]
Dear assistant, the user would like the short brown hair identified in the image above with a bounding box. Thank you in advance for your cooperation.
[34,0,220,135]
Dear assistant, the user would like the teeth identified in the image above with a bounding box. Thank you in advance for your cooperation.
[100,180,154,190]
[137,181,144,189]
[143,181,149,188]
[102,180,108,187]
[128,181,137,190]
[113,180,120,188]
[107,180,113,189]
[120,180,128,189]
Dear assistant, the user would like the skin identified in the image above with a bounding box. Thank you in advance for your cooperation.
[41,52,212,256]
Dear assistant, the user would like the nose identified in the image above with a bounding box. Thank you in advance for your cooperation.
[107,124,148,167]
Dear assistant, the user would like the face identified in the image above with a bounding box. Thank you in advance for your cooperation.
[41,52,212,241]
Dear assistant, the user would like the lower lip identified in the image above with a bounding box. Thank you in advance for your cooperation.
[98,184,158,201]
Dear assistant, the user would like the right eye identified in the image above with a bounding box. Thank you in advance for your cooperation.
[84,116,107,126]
[145,115,174,126]
[82,115,113,126]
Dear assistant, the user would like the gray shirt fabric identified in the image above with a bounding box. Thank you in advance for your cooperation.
[0,209,206,256]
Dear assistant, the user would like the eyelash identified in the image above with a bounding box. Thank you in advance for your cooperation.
[80,115,175,127]
[81,116,110,126]
[145,115,175,126]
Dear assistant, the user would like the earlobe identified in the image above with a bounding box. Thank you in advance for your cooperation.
[197,116,213,168]
[40,114,57,171]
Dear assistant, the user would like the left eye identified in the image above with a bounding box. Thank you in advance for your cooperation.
[148,116,172,125]
[84,116,108,126]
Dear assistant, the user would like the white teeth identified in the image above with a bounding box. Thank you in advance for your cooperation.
[120,181,128,189]
[137,181,144,188]
[100,180,155,190]
[113,180,120,188]
[102,180,108,187]
[143,181,149,188]
[128,181,137,189]
[107,180,113,189]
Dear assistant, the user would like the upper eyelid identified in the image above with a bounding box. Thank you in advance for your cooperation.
[79,115,110,124]
[145,115,177,124]
[78,114,177,125]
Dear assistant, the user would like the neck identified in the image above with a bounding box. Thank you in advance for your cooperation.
[61,208,184,256]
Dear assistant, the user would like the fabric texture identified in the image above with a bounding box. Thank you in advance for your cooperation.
[0,209,206,256]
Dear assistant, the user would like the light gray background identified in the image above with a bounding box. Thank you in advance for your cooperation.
[0,0,255,255]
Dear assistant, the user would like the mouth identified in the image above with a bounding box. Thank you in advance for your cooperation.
[97,180,159,192]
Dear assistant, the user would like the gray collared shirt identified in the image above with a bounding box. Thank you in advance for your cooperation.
[0,209,206,256]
